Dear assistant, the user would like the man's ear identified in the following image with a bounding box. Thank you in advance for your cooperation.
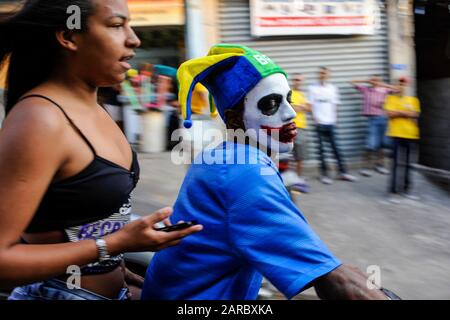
[55,30,78,51]
[224,102,246,130]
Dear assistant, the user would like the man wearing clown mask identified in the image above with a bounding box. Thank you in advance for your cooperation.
[142,44,399,300]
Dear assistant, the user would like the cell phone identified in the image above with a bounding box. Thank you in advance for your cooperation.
[154,220,198,232]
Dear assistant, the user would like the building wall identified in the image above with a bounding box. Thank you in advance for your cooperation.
[387,0,417,94]
[216,0,390,162]
[415,0,450,175]
[418,78,450,172]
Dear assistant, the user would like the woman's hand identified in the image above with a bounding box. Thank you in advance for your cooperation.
[105,207,203,255]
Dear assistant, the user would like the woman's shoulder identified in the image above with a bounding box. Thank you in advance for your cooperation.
[0,95,70,182]
[1,94,68,144]
[6,94,65,125]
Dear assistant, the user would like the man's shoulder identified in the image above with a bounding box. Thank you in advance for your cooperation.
[226,144,279,178]
[196,143,274,168]
[189,144,281,201]
[228,143,274,168]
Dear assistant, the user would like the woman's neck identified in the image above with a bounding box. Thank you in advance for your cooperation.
[45,71,98,107]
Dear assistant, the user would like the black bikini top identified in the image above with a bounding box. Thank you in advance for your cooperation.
[21,94,140,233]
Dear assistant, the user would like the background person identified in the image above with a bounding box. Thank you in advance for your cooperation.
[384,77,421,202]
[351,75,398,177]
[308,67,357,185]
[289,73,311,192]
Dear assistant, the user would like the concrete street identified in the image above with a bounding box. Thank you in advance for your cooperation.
[132,151,450,300]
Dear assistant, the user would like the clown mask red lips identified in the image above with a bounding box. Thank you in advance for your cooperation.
[261,122,297,143]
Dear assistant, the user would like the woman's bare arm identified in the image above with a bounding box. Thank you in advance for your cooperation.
[0,101,102,288]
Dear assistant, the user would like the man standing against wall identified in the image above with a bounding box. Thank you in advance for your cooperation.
[351,75,398,177]
[309,67,357,185]
[384,77,421,202]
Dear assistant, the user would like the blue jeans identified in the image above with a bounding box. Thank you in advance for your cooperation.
[316,124,347,176]
[366,116,391,151]
[389,138,416,194]
[8,279,129,300]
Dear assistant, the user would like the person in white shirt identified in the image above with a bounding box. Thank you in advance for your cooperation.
[308,67,357,184]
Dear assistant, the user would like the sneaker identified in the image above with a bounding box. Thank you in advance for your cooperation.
[296,176,306,185]
[339,173,359,182]
[375,166,389,175]
[281,171,304,188]
[291,181,310,193]
[386,193,402,204]
[319,176,333,185]
[402,192,420,201]
[359,169,373,177]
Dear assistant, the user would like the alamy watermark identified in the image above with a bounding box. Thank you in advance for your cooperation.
[366,265,382,290]
[66,265,81,290]
[169,125,283,176]
[66,5,81,30]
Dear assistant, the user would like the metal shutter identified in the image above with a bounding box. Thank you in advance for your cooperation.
[218,0,390,162]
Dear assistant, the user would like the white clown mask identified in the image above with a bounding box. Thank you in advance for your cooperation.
[243,73,297,153]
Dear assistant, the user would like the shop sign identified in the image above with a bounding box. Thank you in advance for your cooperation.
[250,0,377,36]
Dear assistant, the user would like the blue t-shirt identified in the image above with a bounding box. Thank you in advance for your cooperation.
[142,142,341,300]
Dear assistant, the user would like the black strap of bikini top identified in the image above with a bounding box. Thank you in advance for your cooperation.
[19,94,97,155]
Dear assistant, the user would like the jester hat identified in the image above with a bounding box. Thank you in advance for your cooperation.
[178,44,287,128]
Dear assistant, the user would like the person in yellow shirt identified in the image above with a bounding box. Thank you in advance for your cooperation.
[384,77,421,200]
[290,73,311,192]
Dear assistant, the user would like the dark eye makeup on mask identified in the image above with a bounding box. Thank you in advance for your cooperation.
[257,91,292,116]
[258,94,282,116]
